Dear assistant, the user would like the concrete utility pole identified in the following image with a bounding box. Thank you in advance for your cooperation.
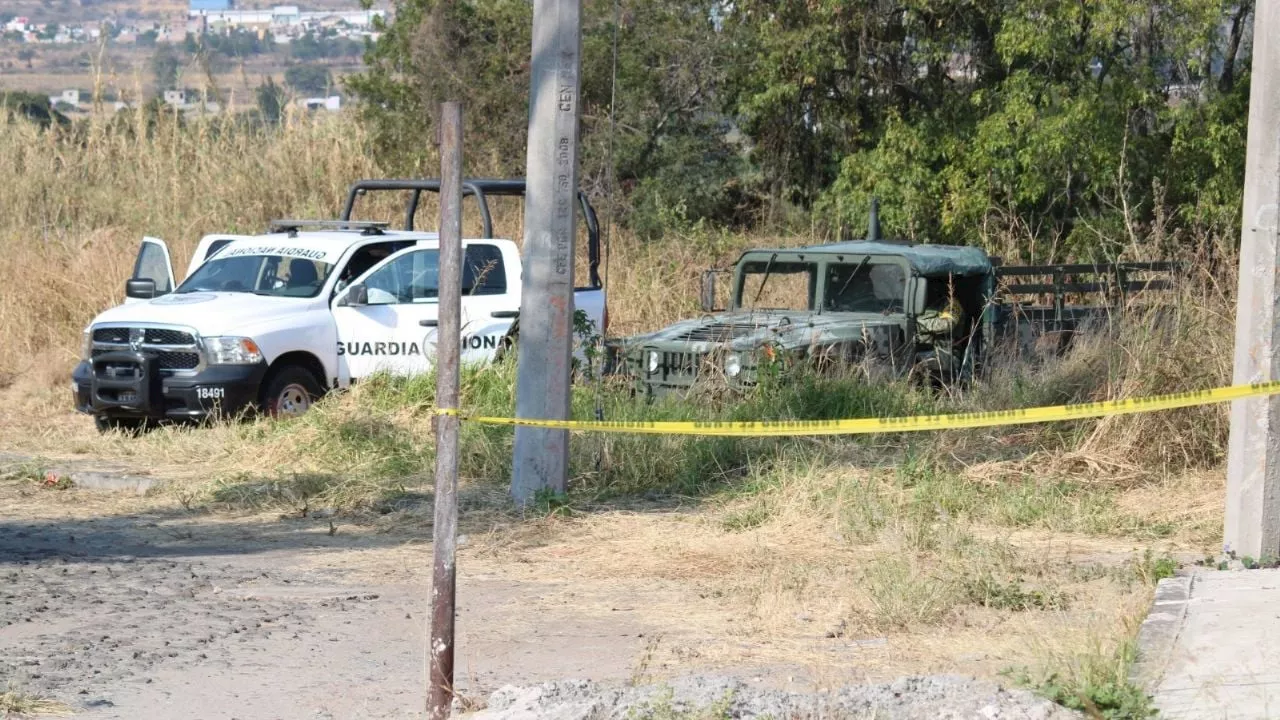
[1225,3,1280,560]
[512,0,582,503]
[428,102,462,720]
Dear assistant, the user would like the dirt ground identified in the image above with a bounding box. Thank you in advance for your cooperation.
[0,394,1214,719]
[0,453,1106,720]
[0,472,664,719]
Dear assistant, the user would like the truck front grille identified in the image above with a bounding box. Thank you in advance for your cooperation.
[90,324,202,375]
[93,327,196,345]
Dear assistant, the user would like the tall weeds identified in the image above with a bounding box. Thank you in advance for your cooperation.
[0,110,1240,481]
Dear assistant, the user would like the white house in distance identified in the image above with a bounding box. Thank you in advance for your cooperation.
[48,89,80,108]
[301,95,341,112]
[187,5,384,29]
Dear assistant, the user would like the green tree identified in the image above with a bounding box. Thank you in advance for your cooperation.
[256,77,287,123]
[1,90,70,128]
[151,43,182,94]
[285,64,333,96]
[349,0,744,232]
[349,0,1253,256]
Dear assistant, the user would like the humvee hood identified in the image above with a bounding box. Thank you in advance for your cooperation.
[619,310,900,352]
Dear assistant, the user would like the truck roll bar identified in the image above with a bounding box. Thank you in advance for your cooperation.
[340,178,602,290]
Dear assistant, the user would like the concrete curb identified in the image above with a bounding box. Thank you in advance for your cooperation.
[3,453,156,495]
[1131,572,1193,691]
[64,470,155,495]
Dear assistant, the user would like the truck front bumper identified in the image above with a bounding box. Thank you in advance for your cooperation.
[604,346,758,397]
[73,353,267,422]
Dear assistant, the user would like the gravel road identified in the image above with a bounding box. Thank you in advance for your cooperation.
[0,473,1084,720]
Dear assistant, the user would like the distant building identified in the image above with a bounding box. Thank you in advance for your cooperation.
[302,96,341,112]
[4,17,29,32]
[163,89,188,106]
[187,5,384,30]
[190,0,233,10]
[49,89,81,107]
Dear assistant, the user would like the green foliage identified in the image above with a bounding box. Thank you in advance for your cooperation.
[1130,550,1178,584]
[291,31,363,61]
[285,64,335,96]
[185,29,273,58]
[1023,667,1156,719]
[350,0,746,232]
[0,91,69,129]
[256,79,287,124]
[354,0,1253,257]
[151,43,183,93]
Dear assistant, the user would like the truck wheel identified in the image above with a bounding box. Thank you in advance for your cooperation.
[94,416,149,435]
[261,366,323,418]
[494,321,519,363]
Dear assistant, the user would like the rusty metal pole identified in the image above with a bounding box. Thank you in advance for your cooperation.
[428,101,463,720]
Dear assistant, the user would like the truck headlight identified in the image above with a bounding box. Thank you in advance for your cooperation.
[724,353,742,378]
[204,336,264,365]
[646,350,660,374]
[81,328,92,360]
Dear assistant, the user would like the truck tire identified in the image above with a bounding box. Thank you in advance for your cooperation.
[261,366,323,418]
[494,320,519,363]
[94,416,150,435]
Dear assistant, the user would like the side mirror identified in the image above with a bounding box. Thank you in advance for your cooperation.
[700,270,722,312]
[126,278,157,299]
[337,283,368,307]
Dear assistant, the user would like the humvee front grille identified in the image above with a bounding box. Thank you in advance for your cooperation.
[663,351,701,377]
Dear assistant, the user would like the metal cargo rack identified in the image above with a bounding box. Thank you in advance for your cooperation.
[991,260,1178,330]
[339,178,602,290]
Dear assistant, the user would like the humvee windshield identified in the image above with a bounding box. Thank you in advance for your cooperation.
[737,259,815,311]
[824,261,906,313]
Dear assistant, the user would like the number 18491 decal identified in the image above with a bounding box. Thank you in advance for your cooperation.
[197,387,226,400]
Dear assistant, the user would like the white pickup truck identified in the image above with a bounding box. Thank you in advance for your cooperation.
[72,179,606,432]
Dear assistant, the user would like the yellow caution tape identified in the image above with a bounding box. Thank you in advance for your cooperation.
[432,380,1280,437]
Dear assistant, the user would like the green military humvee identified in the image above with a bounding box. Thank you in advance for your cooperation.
[605,214,1176,397]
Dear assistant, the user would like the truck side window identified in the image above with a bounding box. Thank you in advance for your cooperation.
[359,245,507,304]
[135,243,173,294]
[364,250,439,305]
[463,244,507,295]
[205,239,232,261]
[335,240,416,293]
[825,263,905,313]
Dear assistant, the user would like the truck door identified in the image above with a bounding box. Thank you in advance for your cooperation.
[184,234,255,281]
[124,237,175,304]
[329,243,518,383]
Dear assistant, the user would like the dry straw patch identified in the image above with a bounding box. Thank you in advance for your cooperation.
[449,456,1181,685]
[0,688,71,718]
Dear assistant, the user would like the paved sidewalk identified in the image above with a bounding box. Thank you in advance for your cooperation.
[1135,569,1280,719]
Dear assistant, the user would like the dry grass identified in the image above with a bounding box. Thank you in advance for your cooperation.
[447,460,1182,687]
[0,688,71,718]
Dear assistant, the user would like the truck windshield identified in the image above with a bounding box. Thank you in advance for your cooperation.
[176,254,334,298]
[737,260,815,311]
[825,262,906,313]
